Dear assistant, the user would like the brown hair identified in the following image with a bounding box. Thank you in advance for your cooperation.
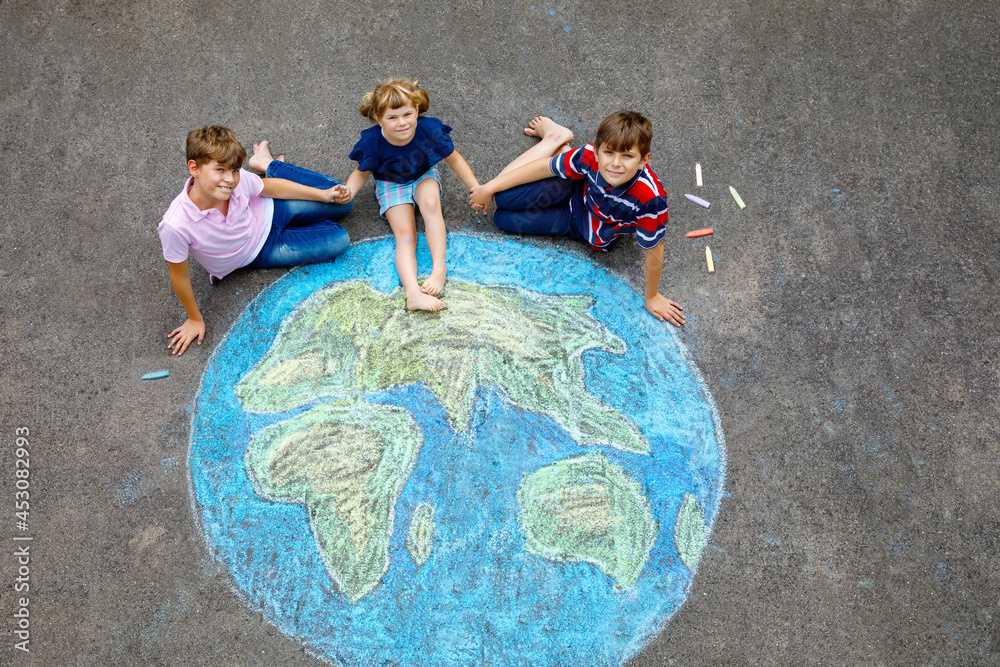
[594,110,653,156]
[359,78,430,123]
[186,125,246,169]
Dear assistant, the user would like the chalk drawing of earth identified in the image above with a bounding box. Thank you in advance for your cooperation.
[188,233,726,666]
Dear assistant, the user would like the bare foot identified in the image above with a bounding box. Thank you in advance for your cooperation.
[523,116,574,146]
[248,140,286,172]
[406,290,443,311]
[420,269,446,295]
[248,141,273,171]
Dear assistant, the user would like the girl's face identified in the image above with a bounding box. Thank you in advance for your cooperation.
[377,104,418,146]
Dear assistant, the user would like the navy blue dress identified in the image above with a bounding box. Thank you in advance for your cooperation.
[349,117,455,184]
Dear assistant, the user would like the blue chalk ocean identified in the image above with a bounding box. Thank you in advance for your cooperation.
[188,234,726,666]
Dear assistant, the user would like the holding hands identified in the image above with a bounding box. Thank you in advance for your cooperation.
[328,183,353,204]
[468,184,492,213]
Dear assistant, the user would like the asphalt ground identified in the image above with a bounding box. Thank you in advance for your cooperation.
[1,0,998,664]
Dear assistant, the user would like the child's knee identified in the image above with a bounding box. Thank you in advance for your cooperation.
[394,229,418,247]
[329,230,351,258]
[414,181,442,211]
[417,198,442,218]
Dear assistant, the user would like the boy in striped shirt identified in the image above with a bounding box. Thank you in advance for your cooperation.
[469,111,684,326]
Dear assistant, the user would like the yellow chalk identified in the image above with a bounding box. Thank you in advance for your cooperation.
[729,186,746,209]
[695,163,703,187]
[706,246,715,273]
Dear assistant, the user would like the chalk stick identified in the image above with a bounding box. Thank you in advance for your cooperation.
[706,246,715,273]
[695,163,703,187]
[686,228,714,238]
[729,186,746,209]
[141,370,170,380]
[685,194,711,209]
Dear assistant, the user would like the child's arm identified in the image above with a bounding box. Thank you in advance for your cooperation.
[443,150,479,192]
[468,157,555,209]
[167,260,206,355]
[260,178,351,204]
[643,243,685,326]
[336,169,370,205]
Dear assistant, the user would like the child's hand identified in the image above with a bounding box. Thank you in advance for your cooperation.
[168,318,206,356]
[645,293,685,327]
[468,184,492,212]
[329,184,353,204]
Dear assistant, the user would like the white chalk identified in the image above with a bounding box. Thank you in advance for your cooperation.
[695,163,703,187]
[729,186,746,209]
[706,246,715,273]
[685,194,711,209]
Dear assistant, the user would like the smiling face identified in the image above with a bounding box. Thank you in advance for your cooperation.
[377,104,418,146]
[188,159,240,211]
[595,143,650,188]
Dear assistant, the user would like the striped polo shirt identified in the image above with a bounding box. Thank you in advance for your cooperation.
[550,144,668,251]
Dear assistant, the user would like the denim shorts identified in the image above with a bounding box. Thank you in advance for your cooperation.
[374,166,442,218]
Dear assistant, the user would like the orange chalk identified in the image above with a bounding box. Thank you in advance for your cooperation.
[686,228,714,238]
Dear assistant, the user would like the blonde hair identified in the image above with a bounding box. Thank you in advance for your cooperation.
[186,125,246,169]
[359,78,430,123]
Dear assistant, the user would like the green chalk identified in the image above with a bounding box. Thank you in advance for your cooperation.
[141,370,170,380]
[729,186,746,209]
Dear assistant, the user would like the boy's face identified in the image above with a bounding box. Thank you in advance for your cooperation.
[377,104,418,146]
[188,159,240,206]
[595,143,649,188]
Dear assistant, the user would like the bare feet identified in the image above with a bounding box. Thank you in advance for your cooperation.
[523,116,574,147]
[406,290,443,311]
[248,140,286,172]
[420,269,446,295]
[498,116,576,177]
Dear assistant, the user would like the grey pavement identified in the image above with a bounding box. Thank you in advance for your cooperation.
[1,0,998,664]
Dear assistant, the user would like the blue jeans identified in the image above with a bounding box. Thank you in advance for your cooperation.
[247,160,353,268]
[493,177,583,240]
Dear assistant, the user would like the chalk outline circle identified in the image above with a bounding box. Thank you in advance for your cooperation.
[186,232,727,666]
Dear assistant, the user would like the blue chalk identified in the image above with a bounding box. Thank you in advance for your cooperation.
[142,370,170,380]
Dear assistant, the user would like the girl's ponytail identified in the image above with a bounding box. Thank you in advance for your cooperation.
[359,92,377,122]
[412,86,430,114]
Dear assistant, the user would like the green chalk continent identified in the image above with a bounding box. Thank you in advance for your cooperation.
[235,280,647,454]
[517,453,656,589]
[244,401,422,603]
[675,494,707,573]
[405,503,435,567]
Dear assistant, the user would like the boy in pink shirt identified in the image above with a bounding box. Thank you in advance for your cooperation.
[158,125,353,355]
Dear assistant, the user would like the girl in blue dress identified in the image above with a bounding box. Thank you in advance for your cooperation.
[340,78,482,311]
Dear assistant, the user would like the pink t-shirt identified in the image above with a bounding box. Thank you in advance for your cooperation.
[157,168,273,281]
